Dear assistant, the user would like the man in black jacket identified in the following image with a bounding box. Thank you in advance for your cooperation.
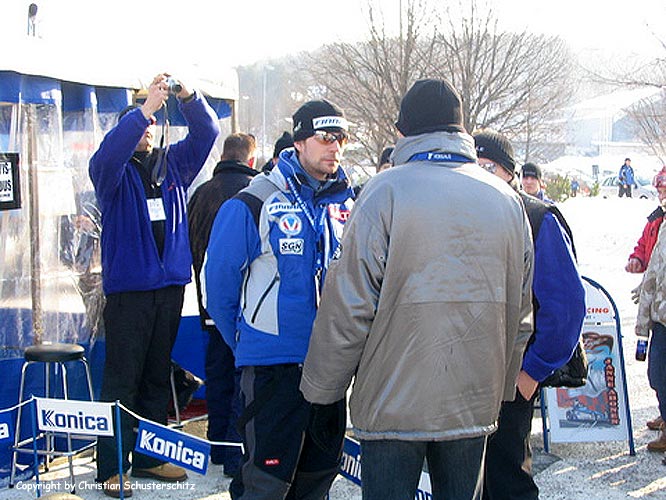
[187,132,259,477]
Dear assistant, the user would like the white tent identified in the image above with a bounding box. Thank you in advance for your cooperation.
[1,35,238,103]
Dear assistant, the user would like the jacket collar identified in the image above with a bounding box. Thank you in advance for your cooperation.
[273,149,353,201]
[213,160,258,177]
[392,131,477,167]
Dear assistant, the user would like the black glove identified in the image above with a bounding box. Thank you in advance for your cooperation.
[309,400,346,452]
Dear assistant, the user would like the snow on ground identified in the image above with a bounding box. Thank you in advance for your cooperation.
[2,195,665,499]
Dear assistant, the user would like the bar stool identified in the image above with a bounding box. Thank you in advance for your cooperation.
[10,342,95,492]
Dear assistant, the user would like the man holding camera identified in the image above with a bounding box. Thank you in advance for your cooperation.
[89,73,219,497]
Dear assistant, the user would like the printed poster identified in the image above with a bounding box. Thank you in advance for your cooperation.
[544,278,631,443]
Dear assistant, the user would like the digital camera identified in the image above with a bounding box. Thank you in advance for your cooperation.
[166,77,182,95]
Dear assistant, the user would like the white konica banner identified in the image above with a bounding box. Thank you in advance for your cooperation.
[544,278,631,443]
[35,397,114,437]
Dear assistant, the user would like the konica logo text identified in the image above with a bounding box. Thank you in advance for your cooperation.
[138,430,207,472]
[41,410,110,433]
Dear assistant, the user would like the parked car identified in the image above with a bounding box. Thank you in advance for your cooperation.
[599,175,657,200]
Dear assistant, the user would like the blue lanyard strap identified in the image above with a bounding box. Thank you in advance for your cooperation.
[407,152,474,164]
[286,176,329,307]
[285,176,326,231]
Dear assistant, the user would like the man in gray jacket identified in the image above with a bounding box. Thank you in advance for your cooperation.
[300,78,534,500]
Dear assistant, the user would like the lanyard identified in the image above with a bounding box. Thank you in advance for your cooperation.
[285,176,326,232]
[286,176,329,306]
[407,152,473,164]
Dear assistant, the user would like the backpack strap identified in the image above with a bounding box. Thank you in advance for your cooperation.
[235,174,281,226]
[520,192,576,261]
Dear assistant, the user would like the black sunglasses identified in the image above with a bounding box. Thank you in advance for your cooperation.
[312,130,348,146]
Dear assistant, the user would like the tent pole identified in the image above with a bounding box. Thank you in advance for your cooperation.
[26,105,42,344]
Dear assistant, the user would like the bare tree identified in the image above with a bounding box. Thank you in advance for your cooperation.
[578,11,666,159]
[293,0,440,167]
[433,1,574,162]
[626,89,666,162]
[289,0,574,167]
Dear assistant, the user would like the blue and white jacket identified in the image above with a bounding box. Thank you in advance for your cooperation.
[203,148,355,367]
[619,164,636,186]
[89,95,219,295]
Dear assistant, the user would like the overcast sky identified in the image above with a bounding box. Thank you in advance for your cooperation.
[2,0,665,69]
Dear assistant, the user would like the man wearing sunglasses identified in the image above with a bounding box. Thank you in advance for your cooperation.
[204,100,354,499]
[89,73,219,497]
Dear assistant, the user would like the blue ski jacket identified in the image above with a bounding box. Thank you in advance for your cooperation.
[203,148,355,367]
[89,95,219,294]
[619,164,636,186]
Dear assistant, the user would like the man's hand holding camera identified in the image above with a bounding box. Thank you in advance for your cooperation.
[140,73,194,121]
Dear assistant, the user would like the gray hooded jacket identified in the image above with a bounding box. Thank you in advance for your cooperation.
[300,131,534,441]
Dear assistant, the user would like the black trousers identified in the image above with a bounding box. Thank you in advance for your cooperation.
[482,392,539,500]
[205,328,242,470]
[96,286,185,482]
[618,184,633,198]
[230,364,346,500]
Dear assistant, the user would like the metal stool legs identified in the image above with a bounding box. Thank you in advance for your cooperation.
[9,343,95,493]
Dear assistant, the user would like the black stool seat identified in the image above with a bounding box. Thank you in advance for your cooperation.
[24,343,85,363]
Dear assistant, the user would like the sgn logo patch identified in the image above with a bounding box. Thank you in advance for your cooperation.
[280,238,304,255]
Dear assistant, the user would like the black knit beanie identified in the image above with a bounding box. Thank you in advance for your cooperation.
[273,131,294,158]
[292,100,347,142]
[521,162,542,180]
[473,130,516,174]
[395,79,464,136]
[378,146,394,167]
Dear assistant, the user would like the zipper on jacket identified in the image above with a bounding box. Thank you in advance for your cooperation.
[250,273,279,323]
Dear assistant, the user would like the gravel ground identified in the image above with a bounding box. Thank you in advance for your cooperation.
[2,196,666,499]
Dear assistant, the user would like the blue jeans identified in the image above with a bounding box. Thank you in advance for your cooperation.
[648,322,666,420]
[360,437,486,500]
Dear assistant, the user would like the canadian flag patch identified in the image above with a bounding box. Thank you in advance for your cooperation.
[264,458,280,466]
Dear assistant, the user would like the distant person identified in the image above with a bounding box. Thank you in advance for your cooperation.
[571,177,580,197]
[627,166,666,444]
[520,162,553,203]
[627,167,666,274]
[619,157,636,198]
[300,79,534,500]
[261,131,294,173]
[377,145,394,173]
[89,73,219,497]
[474,129,586,500]
[204,100,354,499]
[187,132,259,476]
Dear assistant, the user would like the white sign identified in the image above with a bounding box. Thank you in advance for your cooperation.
[0,161,13,202]
[36,398,114,437]
[544,278,631,444]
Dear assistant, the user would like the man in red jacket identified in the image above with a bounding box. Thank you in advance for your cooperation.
[626,167,666,273]
[626,166,666,441]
